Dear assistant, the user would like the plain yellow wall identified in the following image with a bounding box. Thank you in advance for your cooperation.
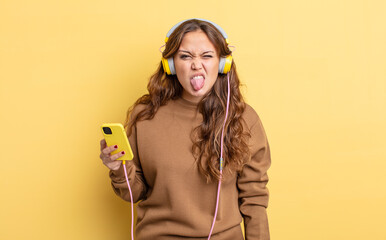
[1,0,385,239]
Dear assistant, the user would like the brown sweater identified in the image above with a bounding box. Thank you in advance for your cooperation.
[109,97,271,240]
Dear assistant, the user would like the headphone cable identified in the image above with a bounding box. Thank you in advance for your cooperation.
[207,71,231,239]
[122,160,135,240]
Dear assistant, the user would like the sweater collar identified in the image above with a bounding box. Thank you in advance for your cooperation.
[174,96,199,110]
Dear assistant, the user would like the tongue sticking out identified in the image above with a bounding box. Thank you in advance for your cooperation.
[190,77,205,91]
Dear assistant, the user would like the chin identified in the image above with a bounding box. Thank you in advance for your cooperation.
[192,88,208,97]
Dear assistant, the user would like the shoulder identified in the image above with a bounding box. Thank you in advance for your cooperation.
[242,103,261,130]
[130,103,147,120]
[242,103,269,144]
[242,103,270,159]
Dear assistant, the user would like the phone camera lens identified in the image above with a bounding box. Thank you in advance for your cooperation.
[103,127,112,134]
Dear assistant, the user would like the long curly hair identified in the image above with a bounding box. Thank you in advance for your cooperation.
[124,19,251,182]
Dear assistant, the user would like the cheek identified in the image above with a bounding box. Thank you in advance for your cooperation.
[209,61,219,76]
[175,60,189,76]
[208,58,219,72]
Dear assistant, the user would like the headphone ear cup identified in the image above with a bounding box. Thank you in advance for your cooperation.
[161,57,176,75]
[219,57,226,74]
[219,55,233,74]
[161,57,169,74]
[168,58,176,75]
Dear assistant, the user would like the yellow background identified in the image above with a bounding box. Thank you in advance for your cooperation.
[1,0,385,239]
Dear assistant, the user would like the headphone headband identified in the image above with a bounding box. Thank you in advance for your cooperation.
[165,18,229,44]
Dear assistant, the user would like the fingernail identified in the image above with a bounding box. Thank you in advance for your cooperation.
[114,145,118,148]
[121,151,125,154]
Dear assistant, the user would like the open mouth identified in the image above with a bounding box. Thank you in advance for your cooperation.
[190,75,205,91]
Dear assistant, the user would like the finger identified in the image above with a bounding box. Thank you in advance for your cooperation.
[100,152,111,163]
[100,149,124,165]
[101,144,118,155]
[110,151,125,161]
[100,139,106,150]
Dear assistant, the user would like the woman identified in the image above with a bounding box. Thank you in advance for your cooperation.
[100,18,271,240]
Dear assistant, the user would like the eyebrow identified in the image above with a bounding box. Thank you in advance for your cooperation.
[177,50,215,55]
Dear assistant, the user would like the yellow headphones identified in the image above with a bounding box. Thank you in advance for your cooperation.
[161,18,233,75]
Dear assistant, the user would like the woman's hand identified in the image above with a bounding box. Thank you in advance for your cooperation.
[99,138,126,171]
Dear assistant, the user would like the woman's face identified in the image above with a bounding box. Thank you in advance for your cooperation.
[174,30,220,103]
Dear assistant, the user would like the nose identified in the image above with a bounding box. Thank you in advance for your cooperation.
[191,59,203,70]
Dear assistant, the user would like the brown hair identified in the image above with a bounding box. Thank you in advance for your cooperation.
[124,19,251,182]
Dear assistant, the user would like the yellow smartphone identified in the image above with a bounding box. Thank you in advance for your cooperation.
[101,123,134,161]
